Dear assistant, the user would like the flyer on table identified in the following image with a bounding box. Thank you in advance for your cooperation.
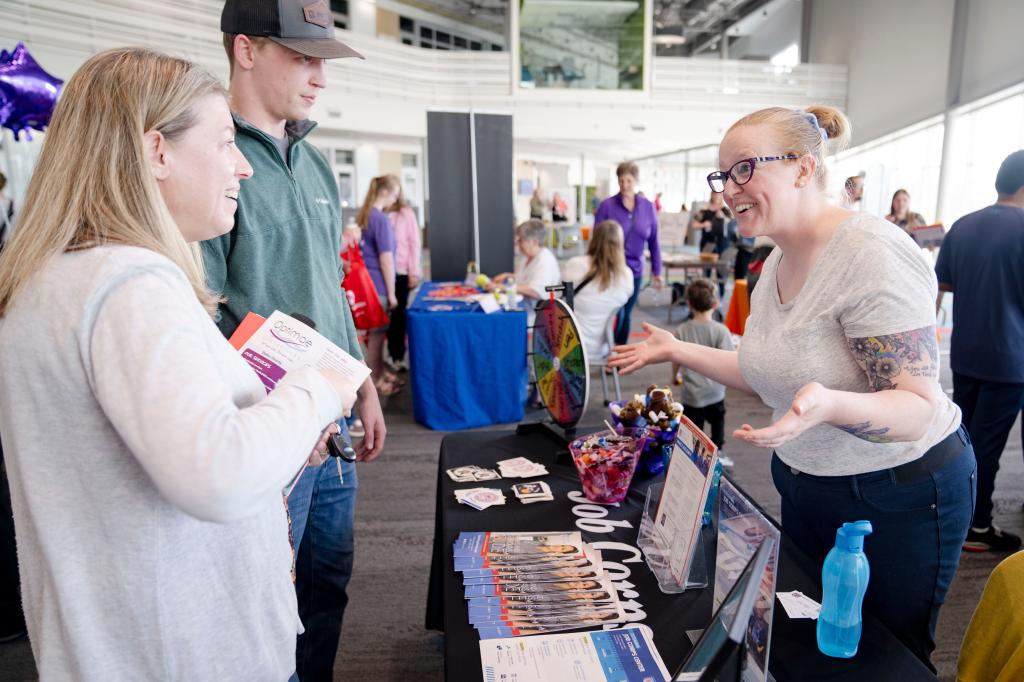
[652,415,719,583]
[478,625,670,682]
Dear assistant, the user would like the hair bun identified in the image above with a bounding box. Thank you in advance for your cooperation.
[806,105,851,153]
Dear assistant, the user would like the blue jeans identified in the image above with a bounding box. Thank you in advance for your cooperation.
[286,422,358,681]
[771,433,975,672]
[614,276,643,346]
[952,372,1024,528]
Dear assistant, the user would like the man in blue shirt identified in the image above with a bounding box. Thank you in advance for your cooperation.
[935,150,1024,553]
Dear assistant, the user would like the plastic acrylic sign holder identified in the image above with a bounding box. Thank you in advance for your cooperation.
[638,482,709,594]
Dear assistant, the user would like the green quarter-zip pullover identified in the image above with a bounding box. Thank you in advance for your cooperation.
[201,114,363,361]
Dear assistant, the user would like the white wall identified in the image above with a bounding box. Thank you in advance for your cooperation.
[807,0,955,146]
[960,0,1024,104]
[349,0,379,35]
[728,0,802,61]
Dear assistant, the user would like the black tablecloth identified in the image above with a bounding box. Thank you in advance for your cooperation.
[426,426,937,681]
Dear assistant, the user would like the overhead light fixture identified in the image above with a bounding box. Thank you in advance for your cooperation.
[653,34,687,45]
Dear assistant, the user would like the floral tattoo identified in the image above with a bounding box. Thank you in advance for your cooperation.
[847,327,938,392]
[836,421,892,444]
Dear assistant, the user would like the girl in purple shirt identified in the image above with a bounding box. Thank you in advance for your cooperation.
[356,175,399,395]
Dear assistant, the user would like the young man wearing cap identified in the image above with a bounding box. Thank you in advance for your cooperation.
[935,149,1024,554]
[202,1,383,678]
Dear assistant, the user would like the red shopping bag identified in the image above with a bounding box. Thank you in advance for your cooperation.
[341,245,389,329]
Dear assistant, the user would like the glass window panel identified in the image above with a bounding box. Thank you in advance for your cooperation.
[420,26,432,38]
[399,16,414,32]
[436,31,450,44]
[401,153,418,168]
[471,41,482,51]
[454,36,467,48]
[520,0,645,91]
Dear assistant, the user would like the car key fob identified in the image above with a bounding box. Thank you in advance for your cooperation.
[327,432,357,462]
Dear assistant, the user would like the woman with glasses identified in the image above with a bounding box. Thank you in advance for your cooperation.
[611,105,972,672]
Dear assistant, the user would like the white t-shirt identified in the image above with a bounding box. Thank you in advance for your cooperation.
[739,214,960,476]
[517,247,561,324]
[562,255,633,359]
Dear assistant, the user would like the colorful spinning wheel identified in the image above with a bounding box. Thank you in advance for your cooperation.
[532,297,589,427]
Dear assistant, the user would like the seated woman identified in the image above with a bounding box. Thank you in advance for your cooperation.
[490,218,560,324]
[0,48,359,679]
[561,220,633,359]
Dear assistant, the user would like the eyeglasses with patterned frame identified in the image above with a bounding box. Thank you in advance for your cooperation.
[706,154,799,193]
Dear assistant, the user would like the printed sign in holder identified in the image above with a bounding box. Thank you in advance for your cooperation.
[637,482,713,594]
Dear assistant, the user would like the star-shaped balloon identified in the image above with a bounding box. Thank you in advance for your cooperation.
[0,43,63,141]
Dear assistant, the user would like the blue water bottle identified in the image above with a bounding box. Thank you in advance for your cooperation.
[817,520,873,658]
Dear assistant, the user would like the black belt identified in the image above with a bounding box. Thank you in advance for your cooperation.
[787,425,969,483]
[890,425,969,483]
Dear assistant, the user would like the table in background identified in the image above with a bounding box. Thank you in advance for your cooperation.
[426,428,936,682]
[407,282,527,430]
[660,253,731,323]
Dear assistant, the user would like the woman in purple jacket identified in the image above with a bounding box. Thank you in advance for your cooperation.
[594,162,663,345]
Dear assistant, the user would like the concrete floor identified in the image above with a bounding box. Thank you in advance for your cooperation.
[1,286,1020,682]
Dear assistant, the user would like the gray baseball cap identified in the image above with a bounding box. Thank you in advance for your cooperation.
[221,0,364,60]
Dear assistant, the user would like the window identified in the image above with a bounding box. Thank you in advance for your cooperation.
[402,38,413,46]
[470,41,482,51]
[491,44,502,51]
[420,26,432,39]
[401,153,418,168]
[399,16,414,32]
[329,0,348,13]
[334,149,354,165]
[435,31,450,44]
[454,36,467,49]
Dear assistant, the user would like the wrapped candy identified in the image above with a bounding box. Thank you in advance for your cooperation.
[569,429,648,504]
[0,43,63,140]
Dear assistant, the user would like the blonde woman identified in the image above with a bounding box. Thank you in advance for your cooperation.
[561,220,633,358]
[0,49,358,679]
[613,106,971,671]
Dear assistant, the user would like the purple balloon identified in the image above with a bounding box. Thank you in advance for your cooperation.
[0,43,63,140]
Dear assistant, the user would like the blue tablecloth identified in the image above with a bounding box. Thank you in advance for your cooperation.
[408,282,527,430]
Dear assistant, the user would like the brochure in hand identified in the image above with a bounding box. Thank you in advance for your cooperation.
[228,310,370,393]
[227,310,370,495]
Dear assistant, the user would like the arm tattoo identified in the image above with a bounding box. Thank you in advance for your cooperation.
[846,327,939,391]
[836,421,893,444]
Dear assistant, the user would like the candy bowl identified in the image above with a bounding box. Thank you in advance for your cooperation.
[569,429,649,504]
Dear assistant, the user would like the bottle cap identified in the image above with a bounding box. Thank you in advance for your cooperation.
[835,520,873,552]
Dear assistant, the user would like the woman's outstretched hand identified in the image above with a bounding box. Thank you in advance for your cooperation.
[733,382,834,449]
[609,322,678,375]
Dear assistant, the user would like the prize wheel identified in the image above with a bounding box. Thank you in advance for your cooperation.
[532,297,589,427]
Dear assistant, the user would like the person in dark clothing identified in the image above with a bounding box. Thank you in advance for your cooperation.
[935,149,1024,554]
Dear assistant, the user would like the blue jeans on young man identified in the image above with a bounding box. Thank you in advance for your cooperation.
[771,430,975,672]
[951,371,1024,528]
[614,276,643,346]
[286,420,358,681]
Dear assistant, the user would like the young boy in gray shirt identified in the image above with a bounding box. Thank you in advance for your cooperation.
[673,278,734,451]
